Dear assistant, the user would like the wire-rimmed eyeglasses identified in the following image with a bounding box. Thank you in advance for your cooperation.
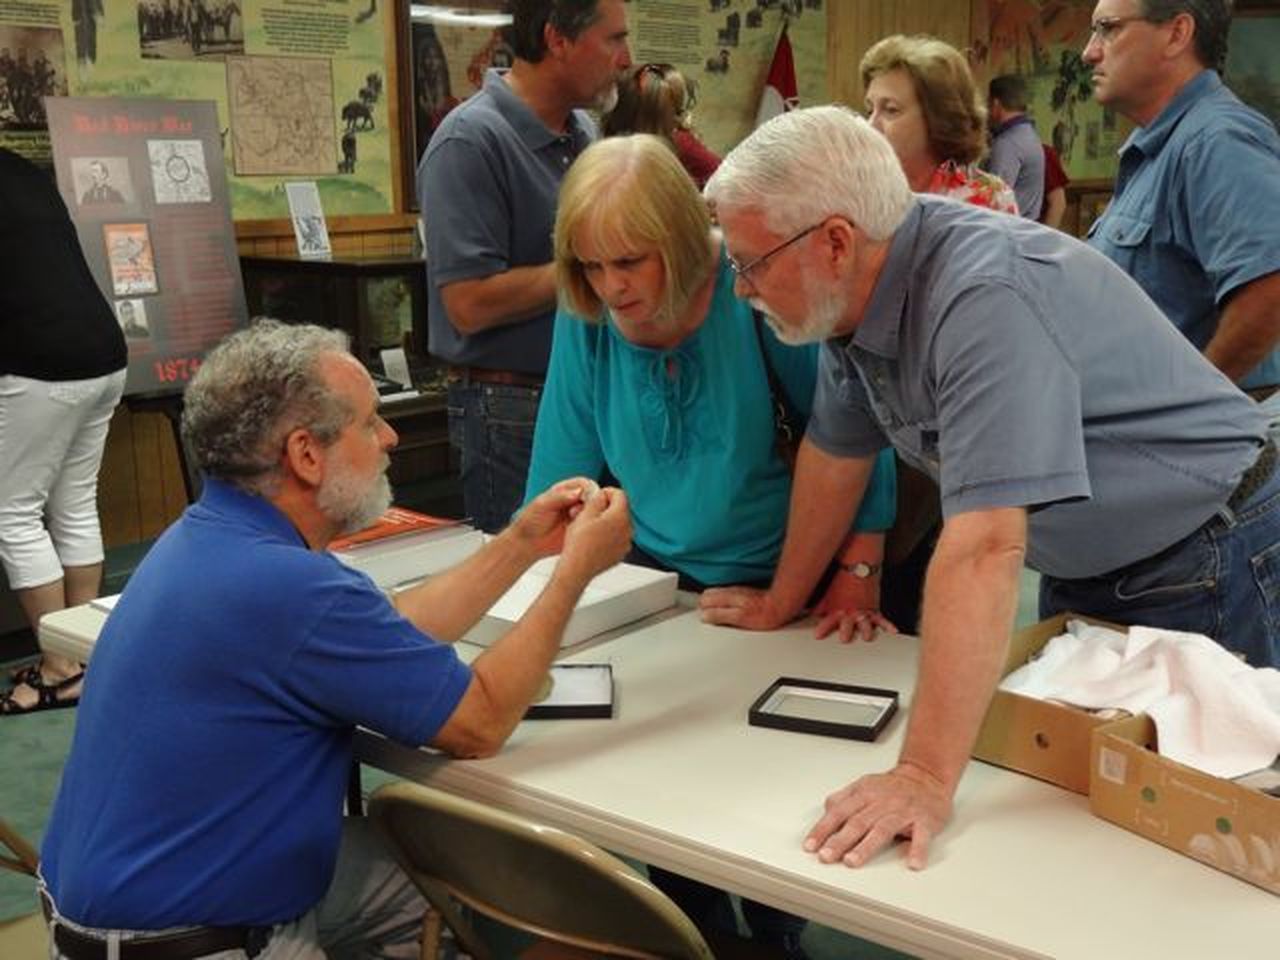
[1086,15,1148,46]
[727,221,824,282]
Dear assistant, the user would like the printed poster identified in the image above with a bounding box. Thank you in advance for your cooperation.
[47,95,249,397]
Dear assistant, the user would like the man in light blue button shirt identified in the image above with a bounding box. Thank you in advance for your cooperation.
[701,105,1278,879]
[1084,0,1280,395]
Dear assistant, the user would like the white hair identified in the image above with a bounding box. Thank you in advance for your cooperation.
[705,105,914,241]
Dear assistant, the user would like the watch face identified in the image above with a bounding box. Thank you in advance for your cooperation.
[851,562,873,578]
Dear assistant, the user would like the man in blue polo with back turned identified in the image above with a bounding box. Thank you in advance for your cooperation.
[419,0,631,533]
[985,74,1044,219]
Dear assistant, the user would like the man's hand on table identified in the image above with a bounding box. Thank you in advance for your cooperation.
[700,582,898,643]
[697,585,797,630]
[813,570,898,643]
[804,762,953,870]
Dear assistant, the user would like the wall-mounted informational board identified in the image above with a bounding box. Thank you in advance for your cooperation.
[624,0,827,156]
[401,0,828,169]
[46,96,248,397]
[0,1,394,218]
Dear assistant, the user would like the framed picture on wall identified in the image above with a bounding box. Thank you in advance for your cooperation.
[395,1,513,211]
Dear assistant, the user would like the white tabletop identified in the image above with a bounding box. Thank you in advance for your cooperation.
[41,601,1277,959]
[355,608,1278,960]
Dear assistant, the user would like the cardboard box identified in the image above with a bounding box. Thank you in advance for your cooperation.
[463,559,677,649]
[1090,715,1280,897]
[972,612,1121,794]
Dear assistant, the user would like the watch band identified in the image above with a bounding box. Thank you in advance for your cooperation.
[838,560,882,578]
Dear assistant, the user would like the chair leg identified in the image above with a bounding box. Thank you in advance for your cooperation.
[420,907,443,960]
[410,873,491,960]
[0,820,39,877]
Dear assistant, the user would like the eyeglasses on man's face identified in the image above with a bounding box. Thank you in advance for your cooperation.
[1086,14,1148,46]
[728,221,824,282]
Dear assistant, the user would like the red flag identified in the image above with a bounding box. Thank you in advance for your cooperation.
[755,27,799,127]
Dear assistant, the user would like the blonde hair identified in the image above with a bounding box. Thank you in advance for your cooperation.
[555,134,714,323]
[601,63,694,141]
[859,34,989,166]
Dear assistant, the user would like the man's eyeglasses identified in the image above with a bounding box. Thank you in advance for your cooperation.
[1087,15,1148,45]
[728,222,824,282]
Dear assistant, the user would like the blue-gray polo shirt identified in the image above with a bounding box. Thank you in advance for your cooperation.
[419,69,596,374]
[808,195,1265,579]
[985,114,1043,219]
[1087,70,1280,390]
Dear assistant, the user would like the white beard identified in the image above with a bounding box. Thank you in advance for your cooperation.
[318,455,393,535]
[753,280,848,346]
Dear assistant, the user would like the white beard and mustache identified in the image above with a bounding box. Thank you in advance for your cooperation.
[318,454,393,535]
[752,271,849,345]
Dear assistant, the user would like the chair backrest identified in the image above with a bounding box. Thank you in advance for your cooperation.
[0,818,38,877]
[368,782,713,960]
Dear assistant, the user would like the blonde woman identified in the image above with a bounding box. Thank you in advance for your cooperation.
[526,133,895,604]
[860,34,1017,212]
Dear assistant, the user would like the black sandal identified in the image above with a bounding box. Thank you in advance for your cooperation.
[6,663,44,688]
[0,671,84,715]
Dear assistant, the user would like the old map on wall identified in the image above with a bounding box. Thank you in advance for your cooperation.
[226,54,337,175]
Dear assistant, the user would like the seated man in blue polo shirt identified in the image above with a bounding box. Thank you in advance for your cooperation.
[701,106,1276,874]
[38,319,632,959]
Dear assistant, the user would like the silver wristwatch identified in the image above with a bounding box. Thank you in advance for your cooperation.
[839,560,882,578]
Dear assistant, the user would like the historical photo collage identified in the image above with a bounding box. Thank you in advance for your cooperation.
[69,141,212,342]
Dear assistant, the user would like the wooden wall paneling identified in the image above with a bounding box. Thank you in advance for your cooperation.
[129,412,177,541]
[828,1,974,111]
[99,407,141,549]
[157,415,190,524]
[98,407,193,550]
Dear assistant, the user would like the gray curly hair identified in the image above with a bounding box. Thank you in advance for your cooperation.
[182,319,354,496]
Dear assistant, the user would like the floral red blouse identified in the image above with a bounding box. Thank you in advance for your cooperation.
[926,160,1018,214]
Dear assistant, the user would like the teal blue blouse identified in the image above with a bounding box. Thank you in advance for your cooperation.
[524,255,895,586]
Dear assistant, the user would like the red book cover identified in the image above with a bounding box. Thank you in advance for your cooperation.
[329,507,462,551]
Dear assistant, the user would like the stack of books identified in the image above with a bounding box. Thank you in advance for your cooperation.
[328,507,482,589]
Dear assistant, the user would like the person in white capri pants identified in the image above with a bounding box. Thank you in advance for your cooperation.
[0,147,127,715]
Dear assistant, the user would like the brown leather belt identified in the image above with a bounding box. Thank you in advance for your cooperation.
[447,365,543,389]
[1229,437,1278,510]
[41,892,270,960]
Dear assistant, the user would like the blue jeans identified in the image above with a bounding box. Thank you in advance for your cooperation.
[1040,467,1280,668]
[446,381,541,534]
